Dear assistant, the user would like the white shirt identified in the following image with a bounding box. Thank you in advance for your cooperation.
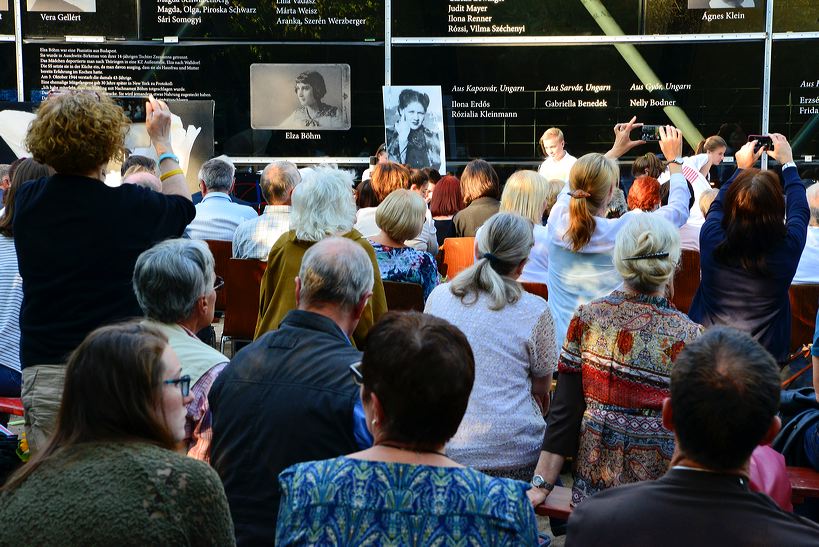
[355,206,439,255]
[519,224,549,283]
[232,205,291,260]
[793,226,819,284]
[538,153,577,183]
[184,192,259,241]
[0,236,22,373]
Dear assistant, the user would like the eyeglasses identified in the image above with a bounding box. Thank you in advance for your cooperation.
[349,362,363,386]
[213,276,224,291]
[163,375,191,397]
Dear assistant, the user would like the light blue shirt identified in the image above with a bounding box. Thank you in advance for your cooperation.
[184,192,258,241]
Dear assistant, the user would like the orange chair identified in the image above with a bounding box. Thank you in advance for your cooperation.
[521,282,549,301]
[205,240,233,314]
[383,281,425,312]
[220,258,267,356]
[788,284,819,353]
[670,250,700,314]
[440,237,476,280]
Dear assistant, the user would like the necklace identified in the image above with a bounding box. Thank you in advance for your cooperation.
[377,442,448,458]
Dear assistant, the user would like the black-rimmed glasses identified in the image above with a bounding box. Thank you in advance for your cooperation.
[349,362,363,386]
[163,375,191,397]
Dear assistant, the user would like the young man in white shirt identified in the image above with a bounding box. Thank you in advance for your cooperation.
[537,128,577,183]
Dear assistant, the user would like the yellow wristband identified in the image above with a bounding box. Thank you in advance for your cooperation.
[160,168,184,181]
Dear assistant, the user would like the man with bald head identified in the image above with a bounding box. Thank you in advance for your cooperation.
[232,160,301,260]
[793,182,819,284]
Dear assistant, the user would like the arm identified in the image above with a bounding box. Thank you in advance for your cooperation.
[768,134,809,255]
[603,116,646,160]
[531,374,552,416]
[145,96,190,201]
[528,308,558,415]
[653,126,689,228]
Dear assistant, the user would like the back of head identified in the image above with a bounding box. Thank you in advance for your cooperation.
[408,168,430,190]
[199,157,235,193]
[429,175,463,217]
[627,176,661,212]
[375,189,426,242]
[355,179,378,209]
[0,158,53,237]
[122,169,162,192]
[25,89,130,175]
[714,169,786,273]
[613,214,680,294]
[806,182,819,227]
[133,238,214,324]
[260,160,301,204]
[290,167,356,242]
[460,159,499,204]
[298,236,373,311]
[120,154,157,176]
[699,188,719,218]
[361,312,474,449]
[631,152,664,179]
[671,327,780,471]
[449,212,533,310]
[564,153,619,252]
[370,162,410,203]
[500,170,550,224]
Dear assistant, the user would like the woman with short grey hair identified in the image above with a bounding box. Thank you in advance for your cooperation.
[425,212,557,480]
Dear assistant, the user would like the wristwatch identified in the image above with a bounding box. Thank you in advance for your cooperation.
[667,158,683,166]
[531,474,555,492]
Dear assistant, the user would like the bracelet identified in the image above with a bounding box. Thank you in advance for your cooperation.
[160,168,184,181]
[158,152,179,164]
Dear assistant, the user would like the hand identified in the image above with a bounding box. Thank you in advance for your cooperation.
[395,115,411,144]
[658,125,683,162]
[735,141,764,170]
[146,95,173,153]
[526,486,549,507]
[532,392,549,416]
[605,116,645,159]
[766,133,794,165]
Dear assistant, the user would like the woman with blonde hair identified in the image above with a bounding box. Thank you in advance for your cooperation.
[425,213,557,480]
[368,189,438,300]
[453,159,500,237]
[546,120,690,353]
[530,214,702,507]
[500,170,562,283]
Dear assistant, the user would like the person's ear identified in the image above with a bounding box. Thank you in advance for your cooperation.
[352,291,372,322]
[294,277,302,308]
[199,180,207,195]
[661,397,675,431]
[760,416,782,446]
[514,259,527,277]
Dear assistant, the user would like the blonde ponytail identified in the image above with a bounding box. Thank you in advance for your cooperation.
[563,153,619,252]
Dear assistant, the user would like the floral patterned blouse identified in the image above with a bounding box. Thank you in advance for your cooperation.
[276,457,538,546]
[369,241,439,300]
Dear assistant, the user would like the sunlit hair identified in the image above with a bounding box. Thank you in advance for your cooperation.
[3,322,175,492]
[449,212,533,311]
[564,153,619,252]
[613,214,680,294]
[714,169,786,274]
[260,160,301,203]
[290,167,356,242]
[539,127,564,156]
[298,237,373,311]
[500,170,550,224]
[0,158,53,238]
[695,135,728,155]
[805,183,819,227]
[460,159,499,204]
[370,161,411,203]
[26,89,130,175]
[627,176,661,212]
[543,178,564,218]
[120,154,157,176]
[631,152,664,179]
[429,175,463,217]
[376,189,426,242]
[699,188,719,219]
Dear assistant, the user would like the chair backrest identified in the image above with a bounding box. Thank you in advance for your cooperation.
[440,237,476,280]
[205,239,233,313]
[223,258,267,341]
[670,249,700,314]
[382,281,425,312]
[521,282,549,301]
[788,284,819,353]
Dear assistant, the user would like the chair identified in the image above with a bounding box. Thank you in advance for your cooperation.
[521,282,549,301]
[788,284,819,353]
[0,398,23,416]
[205,240,233,314]
[220,258,267,356]
[440,237,475,280]
[383,281,425,312]
[787,466,819,506]
[670,250,700,314]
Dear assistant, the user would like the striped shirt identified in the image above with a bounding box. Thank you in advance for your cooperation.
[0,236,22,373]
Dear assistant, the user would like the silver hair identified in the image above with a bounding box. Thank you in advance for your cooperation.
[290,167,356,242]
[807,183,819,227]
[133,238,215,323]
[613,214,680,294]
[260,160,301,203]
[198,157,235,193]
[298,237,373,310]
[449,212,533,311]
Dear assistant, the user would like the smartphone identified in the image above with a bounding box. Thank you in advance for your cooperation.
[641,125,661,142]
[114,97,148,123]
[748,134,774,152]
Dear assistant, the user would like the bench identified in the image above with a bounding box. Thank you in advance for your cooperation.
[0,397,23,416]
[787,466,819,505]
[534,485,572,520]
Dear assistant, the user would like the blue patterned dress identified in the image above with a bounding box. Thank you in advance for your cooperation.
[276,457,538,546]
[370,242,439,301]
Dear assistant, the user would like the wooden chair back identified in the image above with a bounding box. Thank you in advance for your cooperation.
[440,237,476,280]
[788,284,819,353]
[205,239,233,313]
[383,281,425,312]
[221,258,267,355]
[670,250,700,314]
[521,282,549,301]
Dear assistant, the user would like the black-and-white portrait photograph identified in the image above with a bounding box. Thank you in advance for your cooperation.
[250,63,351,131]
[383,86,446,174]
[27,0,96,12]
[688,0,755,8]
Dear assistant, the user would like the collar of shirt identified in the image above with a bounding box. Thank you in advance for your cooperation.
[263,204,291,216]
[201,192,233,203]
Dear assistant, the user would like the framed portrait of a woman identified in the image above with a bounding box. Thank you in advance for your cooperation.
[383,86,446,175]
[250,63,351,131]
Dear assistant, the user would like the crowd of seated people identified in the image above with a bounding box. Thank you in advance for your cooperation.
[1,89,819,546]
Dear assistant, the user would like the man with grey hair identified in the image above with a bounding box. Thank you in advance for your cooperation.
[185,156,258,241]
[210,237,375,545]
[232,160,301,259]
[133,238,229,460]
[793,182,819,284]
